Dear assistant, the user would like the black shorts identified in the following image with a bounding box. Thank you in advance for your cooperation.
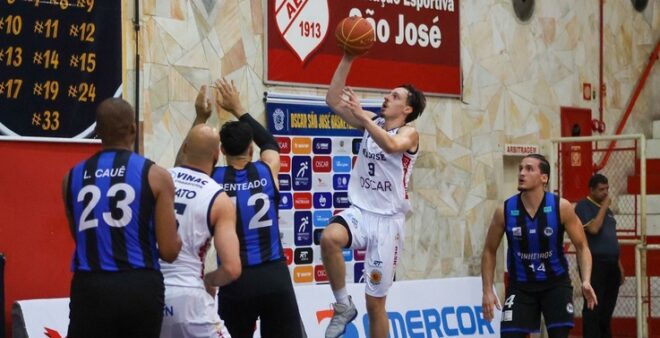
[67,269,165,338]
[218,260,304,338]
[500,275,574,335]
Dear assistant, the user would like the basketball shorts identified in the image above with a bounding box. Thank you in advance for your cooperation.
[330,206,404,297]
[500,276,575,334]
[161,285,230,338]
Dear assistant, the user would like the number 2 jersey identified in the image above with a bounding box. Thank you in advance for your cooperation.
[348,117,418,216]
[211,161,283,266]
[504,192,569,283]
[160,166,224,289]
[66,149,160,272]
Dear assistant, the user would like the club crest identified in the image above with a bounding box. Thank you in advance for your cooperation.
[275,0,329,63]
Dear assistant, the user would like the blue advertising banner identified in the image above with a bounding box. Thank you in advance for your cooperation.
[265,93,383,284]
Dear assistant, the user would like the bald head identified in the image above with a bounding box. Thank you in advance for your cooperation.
[96,98,136,146]
[182,124,220,170]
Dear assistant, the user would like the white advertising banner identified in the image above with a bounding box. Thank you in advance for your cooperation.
[291,277,500,338]
[15,278,500,338]
[13,298,69,338]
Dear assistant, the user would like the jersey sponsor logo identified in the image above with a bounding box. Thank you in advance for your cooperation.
[276,136,291,153]
[292,156,312,190]
[292,137,312,154]
[294,211,313,245]
[333,192,351,209]
[512,226,522,237]
[314,265,328,282]
[313,138,332,154]
[510,209,520,216]
[361,148,387,161]
[279,192,293,209]
[293,265,314,283]
[543,206,552,213]
[313,228,324,245]
[333,174,350,190]
[543,227,554,236]
[566,303,574,314]
[313,156,332,173]
[280,155,291,173]
[333,156,352,173]
[279,174,292,191]
[313,210,332,227]
[294,247,313,264]
[352,138,362,155]
[284,248,293,265]
[359,176,393,192]
[313,192,332,209]
[173,171,208,186]
[293,192,312,209]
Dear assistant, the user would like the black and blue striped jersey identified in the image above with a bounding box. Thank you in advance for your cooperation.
[67,149,159,272]
[211,161,283,266]
[505,192,569,283]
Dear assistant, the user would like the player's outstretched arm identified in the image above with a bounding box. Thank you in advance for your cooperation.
[149,164,182,262]
[481,207,505,322]
[175,85,213,166]
[204,192,241,287]
[562,198,598,310]
[325,53,370,129]
[215,78,281,185]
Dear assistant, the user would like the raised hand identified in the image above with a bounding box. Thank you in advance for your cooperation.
[194,85,212,123]
[342,87,370,126]
[214,78,246,118]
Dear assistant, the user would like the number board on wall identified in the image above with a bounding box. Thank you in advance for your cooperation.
[266,93,383,285]
[0,0,121,138]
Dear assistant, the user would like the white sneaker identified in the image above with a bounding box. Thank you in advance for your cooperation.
[324,296,358,338]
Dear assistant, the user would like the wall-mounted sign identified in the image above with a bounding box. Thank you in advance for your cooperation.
[266,0,461,97]
[504,144,539,156]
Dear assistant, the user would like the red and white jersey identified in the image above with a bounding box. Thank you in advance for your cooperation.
[161,166,224,289]
[348,117,418,216]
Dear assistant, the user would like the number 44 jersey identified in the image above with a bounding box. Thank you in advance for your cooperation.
[211,161,284,267]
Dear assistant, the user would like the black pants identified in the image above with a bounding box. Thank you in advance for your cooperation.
[218,260,304,338]
[582,259,621,338]
[67,269,165,338]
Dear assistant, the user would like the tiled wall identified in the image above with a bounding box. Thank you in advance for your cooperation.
[123,0,660,285]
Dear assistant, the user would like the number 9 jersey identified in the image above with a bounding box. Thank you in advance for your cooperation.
[66,149,160,272]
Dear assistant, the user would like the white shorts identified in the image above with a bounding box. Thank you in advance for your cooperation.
[335,206,404,297]
[160,285,231,338]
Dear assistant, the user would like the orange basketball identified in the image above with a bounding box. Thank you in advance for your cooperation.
[335,16,375,56]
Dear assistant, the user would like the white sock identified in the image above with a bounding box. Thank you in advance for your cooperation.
[333,288,350,305]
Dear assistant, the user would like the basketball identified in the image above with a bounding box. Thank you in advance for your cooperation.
[335,16,375,56]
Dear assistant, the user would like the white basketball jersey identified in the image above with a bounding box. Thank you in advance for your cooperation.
[348,117,418,215]
[161,167,224,289]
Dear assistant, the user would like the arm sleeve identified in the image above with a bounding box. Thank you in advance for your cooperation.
[239,113,280,152]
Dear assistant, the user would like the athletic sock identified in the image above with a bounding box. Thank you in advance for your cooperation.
[333,287,350,306]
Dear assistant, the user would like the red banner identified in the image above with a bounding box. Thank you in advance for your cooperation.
[267,0,461,97]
